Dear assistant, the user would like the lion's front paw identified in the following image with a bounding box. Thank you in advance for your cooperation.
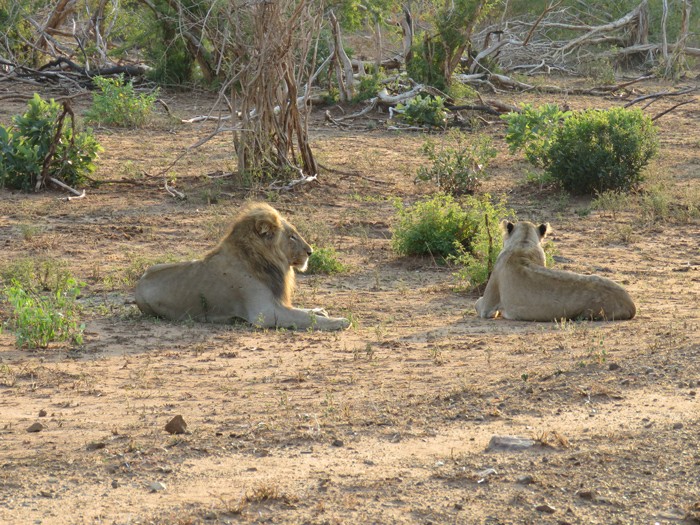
[310,307,330,318]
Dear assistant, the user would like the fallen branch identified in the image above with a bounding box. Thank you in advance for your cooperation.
[318,162,385,184]
[651,100,694,121]
[48,176,84,200]
[268,174,318,192]
[624,86,697,107]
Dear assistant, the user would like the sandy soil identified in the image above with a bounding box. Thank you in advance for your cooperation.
[0,78,699,525]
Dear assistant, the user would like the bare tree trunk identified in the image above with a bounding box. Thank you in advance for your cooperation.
[400,4,414,64]
[661,0,670,74]
[229,0,321,181]
[329,10,355,101]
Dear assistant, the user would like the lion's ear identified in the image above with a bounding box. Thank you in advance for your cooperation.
[538,223,551,239]
[255,218,279,239]
[500,220,514,236]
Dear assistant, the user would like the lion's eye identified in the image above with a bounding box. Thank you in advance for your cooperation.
[290,235,297,242]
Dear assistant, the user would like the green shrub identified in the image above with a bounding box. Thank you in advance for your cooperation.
[85,75,159,127]
[545,107,658,195]
[0,94,102,191]
[416,129,496,195]
[307,247,347,275]
[3,277,84,349]
[353,71,385,103]
[502,103,570,168]
[396,95,447,128]
[391,194,511,264]
[447,198,514,288]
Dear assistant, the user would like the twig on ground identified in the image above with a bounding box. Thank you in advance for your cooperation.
[165,179,186,200]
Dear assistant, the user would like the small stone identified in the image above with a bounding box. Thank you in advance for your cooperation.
[608,363,620,371]
[164,415,187,435]
[535,504,556,514]
[149,481,166,492]
[476,468,497,478]
[86,442,106,451]
[577,490,597,500]
[487,435,536,451]
[38,409,47,417]
[673,422,684,430]
[331,439,344,447]
[27,422,44,433]
[111,480,119,489]
[516,475,535,485]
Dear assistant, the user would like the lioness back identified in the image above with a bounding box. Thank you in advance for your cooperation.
[475,220,636,322]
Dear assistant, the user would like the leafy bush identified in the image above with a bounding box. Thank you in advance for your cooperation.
[85,75,159,127]
[353,71,385,103]
[416,130,497,195]
[307,247,347,274]
[3,277,84,349]
[396,95,447,128]
[0,94,102,191]
[545,107,658,194]
[391,194,511,264]
[502,103,570,168]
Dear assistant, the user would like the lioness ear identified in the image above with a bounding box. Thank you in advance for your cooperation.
[538,223,551,239]
[500,219,514,236]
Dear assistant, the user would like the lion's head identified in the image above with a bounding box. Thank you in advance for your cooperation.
[209,202,312,305]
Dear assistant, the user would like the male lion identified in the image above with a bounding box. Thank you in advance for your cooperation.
[135,202,350,331]
[475,220,636,321]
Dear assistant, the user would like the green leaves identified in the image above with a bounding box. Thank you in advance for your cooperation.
[416,129,496,195]
[396,95,447,128]
[503,104,658,195]
[546,107,658,195]
[3,277,85,349]
[0,94,102,191]
[85,75,159,128]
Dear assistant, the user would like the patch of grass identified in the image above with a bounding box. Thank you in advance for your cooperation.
[85,75,159,128]
[416,129,497,195]
[307,246,347,275]
[3,277,85,349]
[1,257,74,293]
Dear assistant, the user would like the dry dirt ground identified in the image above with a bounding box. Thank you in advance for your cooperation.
[0,78,699,525]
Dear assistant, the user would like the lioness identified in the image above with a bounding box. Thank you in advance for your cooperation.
[135,203,350,331]
[475,220,636,321]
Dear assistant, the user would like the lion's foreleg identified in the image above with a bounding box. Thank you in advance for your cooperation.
[251,306,350,331]
[475,280,501,319]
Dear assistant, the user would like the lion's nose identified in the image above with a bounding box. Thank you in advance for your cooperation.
[307,248,313,256]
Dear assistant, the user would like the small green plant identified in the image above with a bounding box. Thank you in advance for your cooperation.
[3,278,85,349]
[545,107,658,195]
[502,103,570,168]
[448,196,515,289]
[307,247,347,275]
[353,70,385,103]
[85,75,159,127]
[0,94,102,191]
[392,194,513,271]
[416,129,497,195]
[395,95,447,128]
[592,190,632,220]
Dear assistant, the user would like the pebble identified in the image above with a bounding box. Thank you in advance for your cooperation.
[331,439,344,447]
[38,409,47,417]
[487,435,535,451]
[111,480,119,489]
[516,475,535,485]
[26,423,44,433]
[164,415,187,435]
[577,489,597,500]
[608,363,621,371]
[149,481,166,492]
[535,504,556,514]
[673,422,684,430]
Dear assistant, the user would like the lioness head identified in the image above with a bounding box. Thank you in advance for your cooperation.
[501,220,550,248]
